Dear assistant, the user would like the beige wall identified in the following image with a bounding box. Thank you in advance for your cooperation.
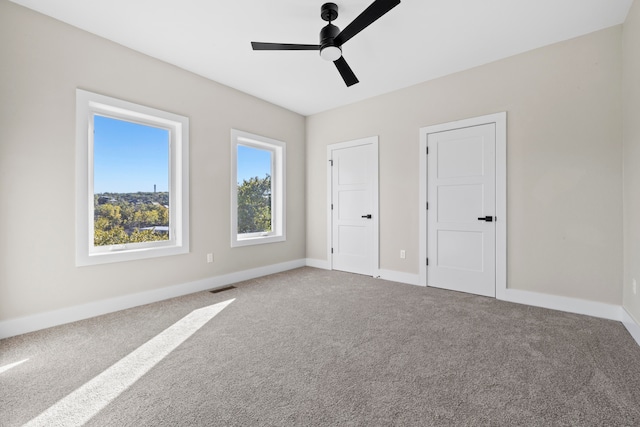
[0,1,306,321]
[623,0,640,322]
[307,26,623,305]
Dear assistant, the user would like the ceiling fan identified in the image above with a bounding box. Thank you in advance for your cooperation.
[251,0,401,87]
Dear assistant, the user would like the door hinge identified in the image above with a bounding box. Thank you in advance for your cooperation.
[329,159,333,166]
[331,204,333,210]
[426,146,429,155]
[426,202,429,210]
[426,258,429,266]
[331,248,334,254]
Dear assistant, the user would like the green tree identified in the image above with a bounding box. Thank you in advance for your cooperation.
[95,203,122,228]
[119,202,136,229]
[158,205,169,226]
[238,175,271,234]
[133,209,160,228]
[94,217,128,246]
[93,199,169,246]
[129,229,168,243]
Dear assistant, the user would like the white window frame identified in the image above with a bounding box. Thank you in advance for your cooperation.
[75,89,189,266]
[231,129,286,247]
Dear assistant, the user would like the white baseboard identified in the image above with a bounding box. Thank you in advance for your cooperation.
[0,259,306,340]
[305,258,330,270]
[306,265,624,322]
[622,308,640,346]
[304,260,421,286]
[5,261,637,348]
[376,269,421,286]
[498,288,622,321]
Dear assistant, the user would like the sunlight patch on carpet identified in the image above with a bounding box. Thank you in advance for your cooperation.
[23,299,234,427]
[0,358,29,375]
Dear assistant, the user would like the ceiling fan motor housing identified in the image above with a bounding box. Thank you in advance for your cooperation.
[320,23,340,48]
[319,24,341,61]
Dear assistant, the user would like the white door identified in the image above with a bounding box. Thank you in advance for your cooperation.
[428,124,496,297]
[330,138,378,276]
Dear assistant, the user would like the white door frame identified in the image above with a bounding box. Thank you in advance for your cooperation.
[419,112,507,298]
[327,136,379,275]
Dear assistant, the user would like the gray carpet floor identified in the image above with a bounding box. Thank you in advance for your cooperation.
[1,267,640,426]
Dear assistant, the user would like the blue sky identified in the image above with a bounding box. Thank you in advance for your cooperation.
[94,115,169,194]
[237,145,271,184]
[93,115,271,193]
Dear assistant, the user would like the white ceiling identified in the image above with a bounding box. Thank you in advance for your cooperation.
[10,0,633,116]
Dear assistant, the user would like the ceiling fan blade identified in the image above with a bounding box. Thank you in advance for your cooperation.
[334,0,400,46]
[251,42,321,51]
[334,56,359,87]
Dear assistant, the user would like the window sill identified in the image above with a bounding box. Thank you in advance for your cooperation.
[231,234,286,248]
[77,244,188,266]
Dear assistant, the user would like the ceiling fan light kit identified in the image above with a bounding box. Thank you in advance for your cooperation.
[320,45,342,62]
[251,0,401,87]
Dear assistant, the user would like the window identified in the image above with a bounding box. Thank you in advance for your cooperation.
[231,129,285,247]
[76,89,189,266]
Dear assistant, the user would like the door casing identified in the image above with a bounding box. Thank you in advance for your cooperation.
[419,112,507,298]
[327,136,379,275]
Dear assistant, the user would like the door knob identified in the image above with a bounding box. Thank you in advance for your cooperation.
[361,214,372,219]
[477,216,494,222]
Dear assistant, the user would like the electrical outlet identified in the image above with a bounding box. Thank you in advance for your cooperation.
[400,250,406,259]
[633,279,637,295]
[207,253,214,263]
